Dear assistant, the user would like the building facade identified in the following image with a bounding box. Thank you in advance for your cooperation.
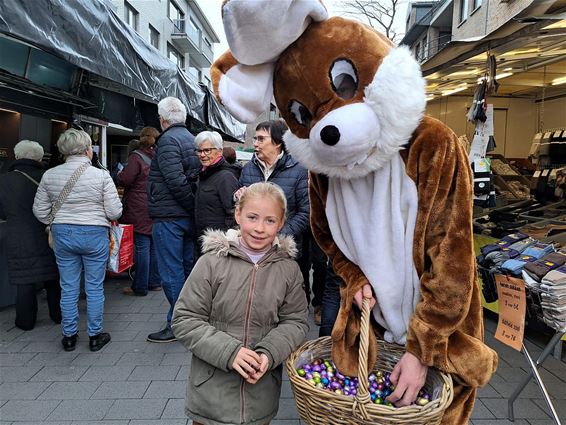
[111,0,220,88]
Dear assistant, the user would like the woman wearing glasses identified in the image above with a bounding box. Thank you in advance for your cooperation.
[237,120,310,254]
[194,131,241,257]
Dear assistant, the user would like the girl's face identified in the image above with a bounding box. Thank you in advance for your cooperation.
[236,196,284,252]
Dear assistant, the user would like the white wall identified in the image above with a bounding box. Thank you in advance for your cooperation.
[426,96,541,158]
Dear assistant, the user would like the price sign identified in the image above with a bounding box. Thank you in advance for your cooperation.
[494,275,526,351]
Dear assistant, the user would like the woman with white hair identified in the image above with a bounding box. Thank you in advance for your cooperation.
[0,140,61,331]
[194,130,240,257]
[33,129,122,352]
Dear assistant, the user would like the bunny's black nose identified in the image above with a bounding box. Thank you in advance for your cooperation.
[320,125,340,146]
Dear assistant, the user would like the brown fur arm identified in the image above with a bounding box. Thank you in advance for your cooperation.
[309,172,377,376]
[404,121,497,387]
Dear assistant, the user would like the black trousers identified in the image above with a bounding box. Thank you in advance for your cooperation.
[298,232,328,306]
[15,280,61,331]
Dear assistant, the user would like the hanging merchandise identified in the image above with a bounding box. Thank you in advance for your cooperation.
[528,133,543,165]
[486,54,500,95]
[469,105,496,207]
[467,79,487,123]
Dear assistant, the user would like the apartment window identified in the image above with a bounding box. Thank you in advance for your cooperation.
[473,0,482,10]
[167,43,184,68]
[459,0,469,23]
[149,25,160,49]
[168,0,184,21]
[125,1,138,31]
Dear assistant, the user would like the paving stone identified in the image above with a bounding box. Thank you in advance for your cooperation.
[0,399,60,421]
[30,366,88,382]
[91,381,150,399]
[0,352,36,366]
[471,399,495,419]
[38,381,101,399]
[12,422,71,425]
[161,353,191,366]
[100,341,147,353]
[79,366,135,382]
[13,327,61,342]
[144,342,188,354]
[0,382,50,400]
[160,398,186,419]
[115,352,164,366]
[0,341,30,353]
[0,327,25,343]
[176,366,189,381]
[128,365,180,381]
[130,421,188,425]
[482,398,550,419]
[471,420,529,425]
[0,365,42,382]
[274,397,300,420]
[21,341,65,353]
[70,422,128,425]
[27,352,79,366]
[477,384,501,398]
[531,397,566,421]
[272,421,301,425]
[527,420,564,425]
[47,399,113,421]
[70,352,123,367]
[494,367,530,383]
[104,399,167,419]
[488,375,542,398]
[144,380,185,398]
[115,313,153,322]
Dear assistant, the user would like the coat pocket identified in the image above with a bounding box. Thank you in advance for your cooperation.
[191,357,216,387]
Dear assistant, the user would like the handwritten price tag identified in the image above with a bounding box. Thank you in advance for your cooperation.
[495,275,526,351]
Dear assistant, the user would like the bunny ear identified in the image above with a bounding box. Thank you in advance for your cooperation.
[222,0,328,65]
[211,50,275,124]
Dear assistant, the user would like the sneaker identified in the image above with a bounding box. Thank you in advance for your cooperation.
[89,332,111,352]
[62,334,78,352]
[314,306,322,326]
[147,326,177,343]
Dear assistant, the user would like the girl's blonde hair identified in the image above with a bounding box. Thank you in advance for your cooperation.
[237,182,287,223]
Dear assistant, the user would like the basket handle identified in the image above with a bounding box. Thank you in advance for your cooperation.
[352,296,372,419]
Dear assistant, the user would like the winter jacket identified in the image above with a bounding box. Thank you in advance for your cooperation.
[147,124,200,219]
[172,229,309,425]
[239,153,309,240]
[0,159,59,285]
[195,157,241,246]
[117,148,155,235]
[33,156,122,227]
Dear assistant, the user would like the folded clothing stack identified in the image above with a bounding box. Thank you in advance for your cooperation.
[531,265,566,331]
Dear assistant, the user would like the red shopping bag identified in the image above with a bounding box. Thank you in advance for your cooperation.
[107,223,134,273]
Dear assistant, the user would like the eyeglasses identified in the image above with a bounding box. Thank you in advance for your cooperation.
[196,147,218,155]
[252,136,271,144]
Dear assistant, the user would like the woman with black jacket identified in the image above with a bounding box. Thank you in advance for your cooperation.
[0,140,61,330]
[194,131,240,256]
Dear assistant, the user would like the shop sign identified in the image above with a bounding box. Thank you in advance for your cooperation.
[494,275,526,351]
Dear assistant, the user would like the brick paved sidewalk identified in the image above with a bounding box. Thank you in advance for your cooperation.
[1,277,565,424]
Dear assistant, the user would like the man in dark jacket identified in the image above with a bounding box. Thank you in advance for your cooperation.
[0,140,61,330]
[147,97,200,343]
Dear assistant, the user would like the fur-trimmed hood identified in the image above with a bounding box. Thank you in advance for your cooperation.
[200,228,298,259]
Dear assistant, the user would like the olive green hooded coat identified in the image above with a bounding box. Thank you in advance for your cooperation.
[172,229,309,425]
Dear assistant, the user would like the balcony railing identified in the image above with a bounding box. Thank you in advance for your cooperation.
[415,33,452,63]
[171,19,212,61]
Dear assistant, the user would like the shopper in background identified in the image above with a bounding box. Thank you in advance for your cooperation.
[33,129,122,352]
[235,120,309,252]
[194,131,240,257]
[146,96,200,343]
[0,140,61,331]
[118,126,162,296]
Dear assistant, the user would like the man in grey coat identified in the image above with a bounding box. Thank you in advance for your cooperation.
[147,97,200,342]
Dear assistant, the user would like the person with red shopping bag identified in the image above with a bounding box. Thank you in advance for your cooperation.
[117,126,162,295]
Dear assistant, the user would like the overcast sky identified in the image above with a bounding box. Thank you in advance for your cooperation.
[196,0,409,60]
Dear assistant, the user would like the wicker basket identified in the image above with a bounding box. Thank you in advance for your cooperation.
[286,298,454,424]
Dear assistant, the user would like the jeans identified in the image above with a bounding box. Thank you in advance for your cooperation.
[132,232,161,295]
[319,262,342,337]
[153,218,195,323]
[51,224,109,337]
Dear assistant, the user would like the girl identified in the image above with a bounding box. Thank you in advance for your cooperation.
[172,182,309,425]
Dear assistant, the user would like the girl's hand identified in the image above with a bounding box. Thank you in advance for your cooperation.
[246,353,270,384]
[386,352,428,407]
[353,284,376,310]
[232,347,261,379]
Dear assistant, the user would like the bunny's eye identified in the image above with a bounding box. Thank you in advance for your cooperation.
[330,59,358,100]
[289,100,312,127]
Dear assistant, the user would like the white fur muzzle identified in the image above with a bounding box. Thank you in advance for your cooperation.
[285,46,426,179]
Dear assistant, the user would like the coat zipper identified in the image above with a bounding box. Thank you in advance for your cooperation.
[240,262,260,424]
